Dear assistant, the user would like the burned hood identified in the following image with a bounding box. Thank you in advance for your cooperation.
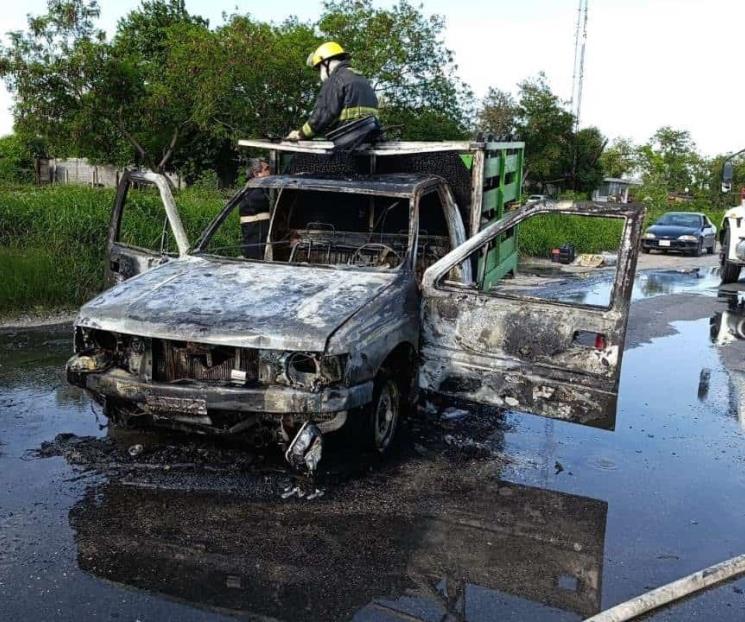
[76,256,397,351]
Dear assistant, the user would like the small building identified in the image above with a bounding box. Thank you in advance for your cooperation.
[592,177,641,204]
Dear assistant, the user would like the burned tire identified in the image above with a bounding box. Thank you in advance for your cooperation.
[721,229,741,284]
[367,372,402,454]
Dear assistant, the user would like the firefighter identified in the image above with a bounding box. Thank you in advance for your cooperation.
[239,158,271,259]
[285,42,380,148]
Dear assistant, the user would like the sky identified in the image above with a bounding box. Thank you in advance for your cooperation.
[0,0,742,156]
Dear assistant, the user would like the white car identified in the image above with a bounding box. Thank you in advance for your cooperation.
[525,194,548,205]
[719,203,745,283]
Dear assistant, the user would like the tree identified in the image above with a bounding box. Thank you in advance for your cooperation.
[636,127,701,193]
[108,0,211,170]
[1,0,475,180]
[573,127,607,194]
[513,74,574,190]
[0,134,45,183]
[0,0,216,172]
[0,1,109,159]
[600,137,637,179]
[476,87,516,139]
[318,0,472,139]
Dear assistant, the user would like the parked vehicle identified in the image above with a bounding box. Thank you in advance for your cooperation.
[719,190,745,284]
[641,211,716,256]
[66,141,643,460]
[525,194,548,205]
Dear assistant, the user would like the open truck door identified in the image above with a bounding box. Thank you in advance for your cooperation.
[419,201,644,430]
[106,170,189,286]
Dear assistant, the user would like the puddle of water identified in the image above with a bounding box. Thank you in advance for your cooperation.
[500,267,722,308]
[499,316,745,615]
[577,267,721,306]
[3,285,745,620]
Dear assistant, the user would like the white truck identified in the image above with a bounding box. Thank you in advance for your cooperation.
[719,156,745,283]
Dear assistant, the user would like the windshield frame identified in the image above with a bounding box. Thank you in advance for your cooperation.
[192,182,422,274]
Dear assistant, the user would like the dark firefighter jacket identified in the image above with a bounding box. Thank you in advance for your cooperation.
[299,61,379,139]
[239,188,270,259]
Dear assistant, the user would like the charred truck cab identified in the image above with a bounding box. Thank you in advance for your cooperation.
[67,140,644,459]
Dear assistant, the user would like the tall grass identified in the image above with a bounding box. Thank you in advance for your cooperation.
[0,184,226,316]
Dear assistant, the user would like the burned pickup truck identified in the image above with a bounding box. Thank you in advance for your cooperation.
[67,140,643,456]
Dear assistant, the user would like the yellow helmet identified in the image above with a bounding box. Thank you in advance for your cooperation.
[306,41,347,69]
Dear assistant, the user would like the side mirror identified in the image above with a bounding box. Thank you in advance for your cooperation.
[722,161,734,193]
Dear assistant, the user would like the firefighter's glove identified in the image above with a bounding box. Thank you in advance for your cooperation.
[285,129,302,142]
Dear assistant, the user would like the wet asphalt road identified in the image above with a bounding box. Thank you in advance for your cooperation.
[3,266,745,620]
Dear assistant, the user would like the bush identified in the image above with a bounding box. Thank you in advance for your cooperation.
[0,134,36,184]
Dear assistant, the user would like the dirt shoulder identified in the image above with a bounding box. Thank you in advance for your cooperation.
[0,309,76,332]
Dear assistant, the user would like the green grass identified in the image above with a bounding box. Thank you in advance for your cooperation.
[0,184,226,317]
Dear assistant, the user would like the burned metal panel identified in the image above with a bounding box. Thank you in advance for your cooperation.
[327,270,419,384]
[419,201,645,429]
[84,367,373,414]
[419,349,617,429]
[238,138,479,155]
[77,256,398,352]
[247,173,439,197]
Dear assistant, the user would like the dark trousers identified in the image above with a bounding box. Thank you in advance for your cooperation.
[241,222,268,259]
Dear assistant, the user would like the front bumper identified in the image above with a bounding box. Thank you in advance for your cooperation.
[642,238,698,252]
[69,365,373,421]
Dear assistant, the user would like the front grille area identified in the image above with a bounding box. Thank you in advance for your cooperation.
[153,340,258,383]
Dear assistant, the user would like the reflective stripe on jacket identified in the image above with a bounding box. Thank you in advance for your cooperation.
[300,62,379,139]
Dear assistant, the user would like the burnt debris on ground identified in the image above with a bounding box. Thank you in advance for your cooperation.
[33,402,512,499]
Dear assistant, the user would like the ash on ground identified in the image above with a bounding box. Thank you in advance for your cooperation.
[34,403,512,499]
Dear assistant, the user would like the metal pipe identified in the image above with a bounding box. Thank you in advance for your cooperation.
[584,552,745,621]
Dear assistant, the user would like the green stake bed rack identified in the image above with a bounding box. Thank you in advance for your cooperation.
[238,139,525,286]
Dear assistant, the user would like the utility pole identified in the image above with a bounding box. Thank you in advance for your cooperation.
[570,0,589,132]
[570,0,589,187]
[569,0,582,112]
[574,0,589,133]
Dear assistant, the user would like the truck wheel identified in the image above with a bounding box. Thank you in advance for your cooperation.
[721,229,741,284]
[367,372,401,454]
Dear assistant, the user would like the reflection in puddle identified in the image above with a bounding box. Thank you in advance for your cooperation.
[495,267,721,309]
[710,295,745,346]
[710,294,745,430]
[69,479,607,621]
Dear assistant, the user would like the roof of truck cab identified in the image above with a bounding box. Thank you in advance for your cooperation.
[246,173,442,197]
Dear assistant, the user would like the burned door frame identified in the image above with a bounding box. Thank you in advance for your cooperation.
[106,171,189,285]
[419,201,645,430]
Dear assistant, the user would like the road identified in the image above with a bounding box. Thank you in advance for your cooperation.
[3,253,745,621]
